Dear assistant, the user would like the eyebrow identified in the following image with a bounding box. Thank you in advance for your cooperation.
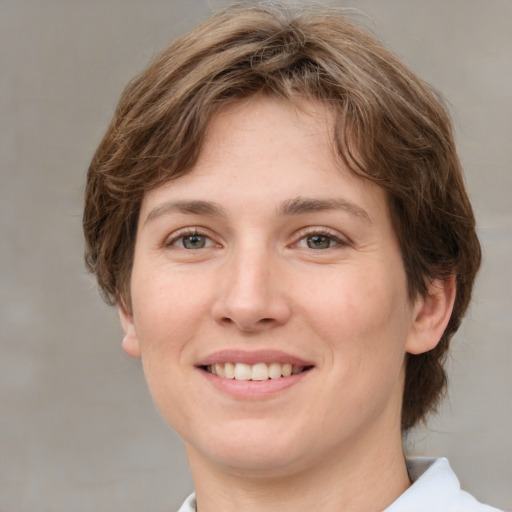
[144,196,371,225]
[144,200,226,225]
[279,196,371,224]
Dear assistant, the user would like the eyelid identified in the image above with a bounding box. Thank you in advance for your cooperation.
[164,226,220,248]
[162,225,350,249]
[291,226,352,248]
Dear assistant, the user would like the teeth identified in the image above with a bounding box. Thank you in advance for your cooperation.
[206,362,307,380]
[215,363,225,378]
[234,363,252,381]
[224,362,235,379]
[251,363,268,381]
[268,362,282,379]
[282,363,292,377]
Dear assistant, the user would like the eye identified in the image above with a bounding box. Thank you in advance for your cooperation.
[180,234,209,249]
[305,234,338,249]
[294,229,348,250]
[167,230,217,250]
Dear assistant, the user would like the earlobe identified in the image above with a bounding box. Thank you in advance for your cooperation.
[119,306,142,358]
[406,275,456,355]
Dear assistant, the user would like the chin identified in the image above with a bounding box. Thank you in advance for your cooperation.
[210,448,308,479]
[184,419,311,477]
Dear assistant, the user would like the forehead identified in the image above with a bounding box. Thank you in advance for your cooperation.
[139,95,390,227]
[199,95,338,167]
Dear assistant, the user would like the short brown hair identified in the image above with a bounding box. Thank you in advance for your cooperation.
[83,2,481,431]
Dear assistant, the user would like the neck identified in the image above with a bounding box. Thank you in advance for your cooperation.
[185,426,410,512]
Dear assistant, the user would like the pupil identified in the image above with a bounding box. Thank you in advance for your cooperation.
[307,235,330,249]
[184,235,205,249]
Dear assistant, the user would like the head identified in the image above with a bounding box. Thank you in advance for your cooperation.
[83,2,481,432]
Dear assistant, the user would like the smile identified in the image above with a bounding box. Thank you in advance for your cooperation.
[205,362,310,381]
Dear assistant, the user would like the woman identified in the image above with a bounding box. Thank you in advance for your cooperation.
[83,3,502,511]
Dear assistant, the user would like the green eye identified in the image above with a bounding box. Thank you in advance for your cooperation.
[306,235,335,249]
[181,234,208,249]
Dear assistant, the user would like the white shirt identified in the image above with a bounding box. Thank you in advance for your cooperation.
[176,458,503,512]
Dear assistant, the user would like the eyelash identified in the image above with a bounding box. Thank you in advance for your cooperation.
[164,226,350,251]
[164,228,218,249]
[292,227,350,250]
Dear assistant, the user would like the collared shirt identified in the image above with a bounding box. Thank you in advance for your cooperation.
[176,457,503,512]
[383,457,502,511]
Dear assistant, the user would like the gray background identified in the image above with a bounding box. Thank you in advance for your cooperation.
[1,0,510,511]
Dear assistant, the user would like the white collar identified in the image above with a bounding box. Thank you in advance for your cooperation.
[177,457,501,512]
[384,457,501,511]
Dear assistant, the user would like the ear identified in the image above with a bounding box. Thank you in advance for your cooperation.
[119,306,141,358]
[406,275,456,355]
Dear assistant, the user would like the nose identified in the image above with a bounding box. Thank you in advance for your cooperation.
[211,246,291,333]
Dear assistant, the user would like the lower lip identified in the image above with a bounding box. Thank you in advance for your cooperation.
[199,368,311,399]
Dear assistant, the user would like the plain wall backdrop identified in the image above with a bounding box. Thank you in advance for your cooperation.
[1,0,511,510]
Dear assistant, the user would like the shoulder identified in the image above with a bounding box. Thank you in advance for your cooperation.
[384,457,503,512]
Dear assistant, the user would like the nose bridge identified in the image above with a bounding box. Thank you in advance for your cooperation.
[213,239,289,331]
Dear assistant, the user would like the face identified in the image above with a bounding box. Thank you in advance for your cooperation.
[121,97,440,478]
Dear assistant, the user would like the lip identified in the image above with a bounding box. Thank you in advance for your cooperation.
[196,349,315,400]
[197,349,314,367]
[200,366,312,399]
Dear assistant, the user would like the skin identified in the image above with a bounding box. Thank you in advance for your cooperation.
[120,96,455,512]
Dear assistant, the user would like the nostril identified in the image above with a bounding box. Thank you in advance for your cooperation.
[220,317,274,325]
[218,315,277,332]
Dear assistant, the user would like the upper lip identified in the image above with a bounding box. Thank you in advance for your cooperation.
[197,349,314,367]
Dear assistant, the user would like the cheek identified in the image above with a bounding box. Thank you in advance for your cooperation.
[131,264,212,344]
[293,268,411,435]
[301,263,412,387]
[130,270,202,425]
[304,264,408,336]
